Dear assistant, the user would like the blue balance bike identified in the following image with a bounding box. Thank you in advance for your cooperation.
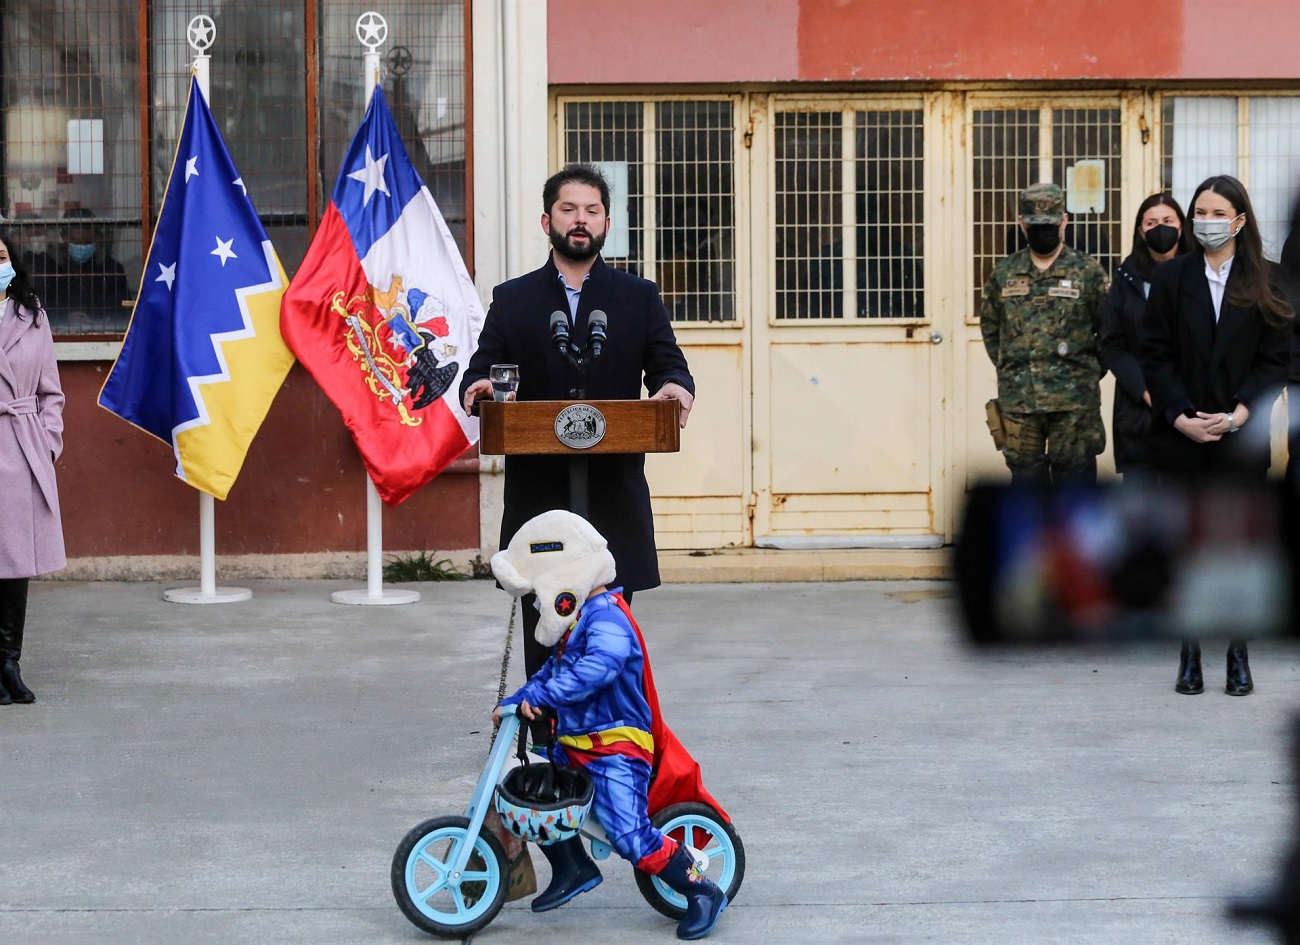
[391,705,745,937]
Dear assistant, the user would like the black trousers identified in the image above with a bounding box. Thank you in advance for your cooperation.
[0,578,29,659]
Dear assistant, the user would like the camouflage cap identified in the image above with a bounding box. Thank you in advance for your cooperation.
[1019,182,1065,224]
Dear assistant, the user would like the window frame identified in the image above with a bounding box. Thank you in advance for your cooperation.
[766,93,929,327]
[552,91,749,330]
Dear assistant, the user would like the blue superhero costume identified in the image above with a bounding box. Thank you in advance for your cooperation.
[499,589,676,873]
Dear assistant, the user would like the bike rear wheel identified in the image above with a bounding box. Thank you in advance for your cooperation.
[634,803,745,920]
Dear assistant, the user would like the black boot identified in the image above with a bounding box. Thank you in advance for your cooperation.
[1226,641,1254,696]
[656,845,728,940]
[0,579,32,704]
[530,836,601,913]
[1175,641,1203,695]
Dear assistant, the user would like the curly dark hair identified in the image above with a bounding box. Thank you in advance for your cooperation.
[542,164,610,217]
[0,231,43,322]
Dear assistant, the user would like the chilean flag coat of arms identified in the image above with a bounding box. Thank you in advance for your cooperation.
[281,87,483,505]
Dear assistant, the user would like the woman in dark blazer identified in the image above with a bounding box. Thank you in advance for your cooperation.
[1139,174,1293,697]
[1099,193,1193,474]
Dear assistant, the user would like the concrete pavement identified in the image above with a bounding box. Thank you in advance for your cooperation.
[1,578,1297,944]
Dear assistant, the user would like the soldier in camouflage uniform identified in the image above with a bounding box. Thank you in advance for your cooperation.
[981,182,1109,482]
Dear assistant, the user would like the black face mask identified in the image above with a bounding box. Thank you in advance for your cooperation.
[1025,223,1061,256]
[1143,224,1180,255]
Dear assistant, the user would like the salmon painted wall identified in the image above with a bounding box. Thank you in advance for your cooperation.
[548,0,1300,83]
[58,363,478,558]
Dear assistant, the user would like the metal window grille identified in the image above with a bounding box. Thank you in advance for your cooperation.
[1052,108,1121,271]
[0,1,469,339]
[655,102,734,322]
[319,0,468,257]
[856,109,924,318]
[562,98,738,323]
[774,110,842,319]
[775,106,924,321]
[563,101,645,274]
[1162,95,1300,259]
[4,0,141,335]
[972,105,1121,312]
[152,0,309,271]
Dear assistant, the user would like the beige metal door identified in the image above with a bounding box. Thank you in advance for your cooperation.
[556,95,752,550]
[748,94,958,547]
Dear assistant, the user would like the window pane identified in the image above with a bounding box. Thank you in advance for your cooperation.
[856,109,923,318]
[320,1,468,260]
[655,101,735,323]
[775,110,842,320]
[971,109,1038,312]
[1162,96,1238,210]
[563,101,645,276]
[1052,107,1121,275]
[1248,97,1300,260]
[5,0,140,336]
[152,1,308,274]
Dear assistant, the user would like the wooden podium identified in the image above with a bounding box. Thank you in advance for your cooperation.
[478,399,680,518]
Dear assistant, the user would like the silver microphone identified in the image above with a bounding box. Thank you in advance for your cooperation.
[549,310,570,357]
[588,310,608,359]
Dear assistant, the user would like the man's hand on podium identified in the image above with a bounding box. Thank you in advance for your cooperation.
[462,379,493,415]
[652,381,694,429]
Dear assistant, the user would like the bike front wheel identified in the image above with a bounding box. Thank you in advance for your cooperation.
[391,815,508,937]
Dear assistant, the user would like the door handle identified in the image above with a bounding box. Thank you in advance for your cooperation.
[930,331,943,344]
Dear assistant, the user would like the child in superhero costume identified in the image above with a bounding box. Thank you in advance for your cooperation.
[490,510,728,941]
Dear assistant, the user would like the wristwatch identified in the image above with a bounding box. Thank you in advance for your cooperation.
[1227,413,1238,433]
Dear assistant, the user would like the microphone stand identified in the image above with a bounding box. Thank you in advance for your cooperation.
[562,341,600,518]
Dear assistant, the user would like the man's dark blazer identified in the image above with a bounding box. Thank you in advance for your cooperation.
[1138,251,1290,474]
[460,255,694,591]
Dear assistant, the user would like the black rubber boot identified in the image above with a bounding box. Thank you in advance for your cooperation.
[0,579,31,704]
[1226,641,1254,696]
[656,845,728,940]
[531,837,602,913]
[1175,641,1203,695]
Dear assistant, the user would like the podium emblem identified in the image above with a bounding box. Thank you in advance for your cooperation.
[554,404,606,449]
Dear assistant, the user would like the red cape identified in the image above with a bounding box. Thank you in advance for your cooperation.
[612,593,730,822]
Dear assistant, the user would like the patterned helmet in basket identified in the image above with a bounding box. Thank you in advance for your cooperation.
[494,761,595,846]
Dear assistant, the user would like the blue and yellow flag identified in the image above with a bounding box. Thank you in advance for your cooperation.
[99,76,294,500]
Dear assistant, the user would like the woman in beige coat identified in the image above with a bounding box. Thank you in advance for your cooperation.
[0,234,65,705]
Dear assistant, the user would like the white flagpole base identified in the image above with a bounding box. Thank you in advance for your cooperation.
[164,586,253,604]
[165,493,250,603]
[330,587,421,606]
[330,478,420,606]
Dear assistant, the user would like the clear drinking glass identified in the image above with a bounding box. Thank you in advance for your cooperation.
[490,364,520,402]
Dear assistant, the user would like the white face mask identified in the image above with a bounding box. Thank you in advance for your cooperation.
[1192,214,1243,252]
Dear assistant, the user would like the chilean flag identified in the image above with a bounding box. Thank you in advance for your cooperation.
[280,87,483,505]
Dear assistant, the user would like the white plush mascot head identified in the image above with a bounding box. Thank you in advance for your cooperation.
[491,510,618,647]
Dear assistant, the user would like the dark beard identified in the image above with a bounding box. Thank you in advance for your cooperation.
[550,226,606,262]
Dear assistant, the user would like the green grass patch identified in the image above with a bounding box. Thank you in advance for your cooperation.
[382,552,470,583]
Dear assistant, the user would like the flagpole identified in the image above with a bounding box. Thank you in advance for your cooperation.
[331,11,419,607]
[163,16,252,606]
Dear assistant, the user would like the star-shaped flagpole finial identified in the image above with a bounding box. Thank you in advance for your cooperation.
[355,11,388,52]
[187,15,216,53]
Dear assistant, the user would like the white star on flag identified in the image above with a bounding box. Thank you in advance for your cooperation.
[233,177,246,196]
[185,156,199,182]
[210,236,237,266]
[346,146,390,206]
[155,261,176,291]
